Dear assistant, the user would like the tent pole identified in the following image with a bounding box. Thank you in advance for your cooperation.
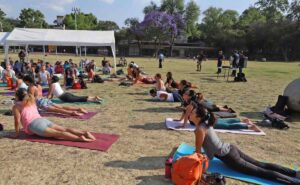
[25,45,29,62]
[4,44,9,63]
[111,45,117,73]
[43,45,45,60]
[80,46,82,58]
[85,46,86,57]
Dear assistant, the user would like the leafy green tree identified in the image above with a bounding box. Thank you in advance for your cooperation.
[143,1,160,14]
[160,0,184,15]
[184,0,200,38]
[287,0,300,22]
[19,8,48,28]
[64,13,98,30]
[255,0,289,22]
[238,7,266,29]
[97,20,119,31]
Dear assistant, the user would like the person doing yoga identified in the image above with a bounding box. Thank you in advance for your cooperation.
[154,73,166,91]
[149,89,182,102]
[12,88,96,142]
[23,75,88,116]
[48,76,102,103]
[190,104,300,184]
[132,67,155,84]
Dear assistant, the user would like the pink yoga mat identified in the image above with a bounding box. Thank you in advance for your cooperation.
[9,132,119,152]
[40,112,98,120]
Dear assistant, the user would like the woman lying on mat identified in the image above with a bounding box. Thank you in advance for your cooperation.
[165,72,179,89]
[190,104,300,184]
[12,88,95,142]
[48,76,102,103]
[154,73,166,91]
[149,89,182,102]
[132,67,156,84]
[16,73,28,90]
[196,93,235,113]
[176,91,260,131]
[24,75,87,116]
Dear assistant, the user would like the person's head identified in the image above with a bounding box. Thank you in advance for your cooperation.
[183,89,196,102]
[15,88,35,106]
[23,75,35,86]
[6,64,11,70]
[16,73,24,80]
[149,89,157,97]
[51,76,60,84]
[46,62,50,67]
[166,72,172,79]
[155,73,162,80]
[41,64,46,71]
[195,92,204,102]
[178,80,188,90]
[189,103,216,127]
[219,50,223,55]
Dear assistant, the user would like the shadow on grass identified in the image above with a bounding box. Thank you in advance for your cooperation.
[133,107,180,113]
[287,112,300,123]
[127,92,148,96]
[240,112,264,120]
[136,175,171,185]
[129,122,165,130]
[105,156,165,170]
[200,77,222,83]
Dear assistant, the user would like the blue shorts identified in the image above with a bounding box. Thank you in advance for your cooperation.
[28,118,54,136]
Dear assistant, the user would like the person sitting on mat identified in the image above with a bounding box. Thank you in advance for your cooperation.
[190,104,300,184]
[149,89,182,102]
[16,73,28,90]
[1,64,16,83]
[48,76,102,103]
[165,72,178,89]
[64,68,75,87]
[132,67,155,84]
[12,88,96,142]
[154,73,166,91]
[38,64,51,86]
[24,75,87,116]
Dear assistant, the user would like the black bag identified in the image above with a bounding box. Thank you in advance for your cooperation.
[201,173,226,185]
[0,123,3,131]
[270,95,289,116]
[79,78,88,89]
[116,69,124,75]
[234,73,247,82]
[93,75,104,83]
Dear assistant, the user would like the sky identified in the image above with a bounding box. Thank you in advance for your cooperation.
[0,0,259,27]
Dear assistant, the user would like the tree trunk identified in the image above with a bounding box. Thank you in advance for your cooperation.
[137,40,142,56]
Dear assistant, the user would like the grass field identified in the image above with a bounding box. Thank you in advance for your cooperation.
[0,53,299,185]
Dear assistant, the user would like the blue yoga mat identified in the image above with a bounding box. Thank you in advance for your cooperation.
[173,143,300,185]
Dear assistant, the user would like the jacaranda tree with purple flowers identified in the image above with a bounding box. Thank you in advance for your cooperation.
[138,11,185,57]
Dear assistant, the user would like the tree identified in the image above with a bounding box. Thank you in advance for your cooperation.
[143,1,160,14]
[97,20,119,31]
[160,0,184,15]
[0,8,5,20]
[64,13,98,30]
[184,0,200,38]
[19,8,48,28]
[125,18,143,56]
[238,7,266,29]
[255,0,289,22]
[287,0,300,22]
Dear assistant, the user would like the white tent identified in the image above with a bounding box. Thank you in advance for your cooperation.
[0,32,10,46]
[4,28,117,70]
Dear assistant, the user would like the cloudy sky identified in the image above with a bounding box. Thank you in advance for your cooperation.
[0,0,258,27]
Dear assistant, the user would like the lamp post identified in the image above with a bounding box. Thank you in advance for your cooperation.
[71,7,80,30]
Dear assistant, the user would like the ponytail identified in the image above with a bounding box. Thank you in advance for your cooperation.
[193,103,217,127]
[205,111,216,127]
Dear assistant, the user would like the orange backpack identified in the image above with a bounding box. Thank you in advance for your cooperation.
[172,153,209,185]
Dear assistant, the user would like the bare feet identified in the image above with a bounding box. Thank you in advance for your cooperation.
[95,96,103,101]
[84,131,96,141]
[78,108,88,114]
[71,111,83,116]
[80,135,94,142]
[249,124,261,132]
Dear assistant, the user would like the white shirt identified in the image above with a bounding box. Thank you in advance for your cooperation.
[39,71,50,84]
[155,91,174,102]
[52,82,64,97]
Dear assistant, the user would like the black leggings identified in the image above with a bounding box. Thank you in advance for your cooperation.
[59,92,88,103]
[217,145,298,184]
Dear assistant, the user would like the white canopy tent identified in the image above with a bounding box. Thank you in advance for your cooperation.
[4,28,117,71]
[0,32,10,46]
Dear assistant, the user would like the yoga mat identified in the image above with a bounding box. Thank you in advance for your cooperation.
[51,99,103,105]
[165,118,266,136]
[213,112,237,118]
[173,143,300,185]
[8,131,119,152]
[40,112,98,120]
[0,90,48,97]
[0,83,7,87]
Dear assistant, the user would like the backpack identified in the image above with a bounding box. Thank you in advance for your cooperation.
[270,95,289,116]
[72,82,81,89]
[93,75,104,83]
[116,69,124,75]
[172,153,209,185]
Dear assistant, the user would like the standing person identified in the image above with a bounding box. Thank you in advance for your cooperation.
[238,51,246,74]
[217,51,224,74]
[196,51,205,72]
[231,50,239,77]
[158,52,164,68]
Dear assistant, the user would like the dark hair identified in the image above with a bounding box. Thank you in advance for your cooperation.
[192,102,216,127]
[180,80,188,86]
[51,76,60,83]
[16,88,27,101]
[166,72,172,78]
[16,73,24,79]
[155,73,162,79]
[149,89,157,95]
[23,75,35,85]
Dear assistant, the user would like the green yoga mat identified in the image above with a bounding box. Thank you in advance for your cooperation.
[0,83,7,87]
[51,99,104,105]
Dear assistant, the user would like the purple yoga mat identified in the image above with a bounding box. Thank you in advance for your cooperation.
[40,112,98,120]
[0,90,48,97]
[7,131,119,152]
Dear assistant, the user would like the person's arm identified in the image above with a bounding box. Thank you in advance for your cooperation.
[195,126,206,153]
[157,80,163,90]
[12,106,21,138]
[47,84,54,99]
[47,72,51,85]
[16,79,21,90]
[159,93,168,101]
[182,105,193,127]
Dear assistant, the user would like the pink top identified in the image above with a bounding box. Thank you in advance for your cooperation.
[21,104,41,134]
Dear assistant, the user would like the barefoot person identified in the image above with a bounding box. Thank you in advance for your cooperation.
[190,104,300,184]
[12,88,96,142]
[48,76,102,103]
[23,75,88,116]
